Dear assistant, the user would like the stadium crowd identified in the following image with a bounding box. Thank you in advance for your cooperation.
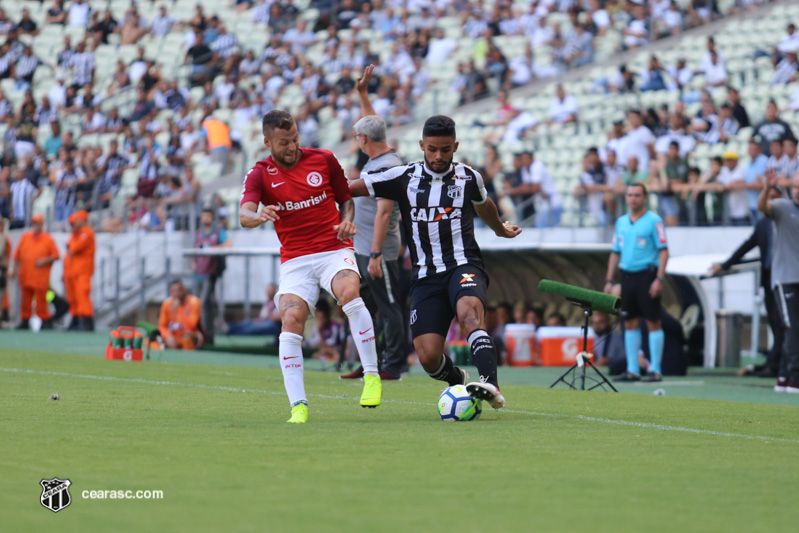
[0,0,764,230]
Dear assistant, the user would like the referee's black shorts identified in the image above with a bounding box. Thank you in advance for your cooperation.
[620,268,661,322]
[409,265,488,339]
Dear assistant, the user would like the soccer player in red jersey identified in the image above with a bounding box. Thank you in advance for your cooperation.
[240,110,381,423]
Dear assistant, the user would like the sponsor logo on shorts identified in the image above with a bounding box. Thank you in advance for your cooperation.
[408,187,426,194]
[276,191,327,211]
[306,172,323,187]
[409,207,462,222]
[410,309,417,325]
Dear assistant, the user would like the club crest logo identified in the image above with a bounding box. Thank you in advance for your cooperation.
[410,309,417,325]
[266,166,278,175]
[447,185,463,199]
[40,478,72,513]
[344,257,355,265]
[306,172,323,187]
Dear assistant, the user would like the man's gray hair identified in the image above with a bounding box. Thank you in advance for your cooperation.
[354,115,387,143]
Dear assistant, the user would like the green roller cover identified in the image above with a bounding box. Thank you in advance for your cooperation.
[538,280,621,315]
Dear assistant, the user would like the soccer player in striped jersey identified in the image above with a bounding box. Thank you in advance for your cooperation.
[349,115,522,409]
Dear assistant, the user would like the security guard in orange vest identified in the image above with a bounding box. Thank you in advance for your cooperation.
[64,210,96,331]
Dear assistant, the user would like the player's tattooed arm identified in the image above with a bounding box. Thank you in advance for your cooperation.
[474,198,522,238]
[333,199,357,241]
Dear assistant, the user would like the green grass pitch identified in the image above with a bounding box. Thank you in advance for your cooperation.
[2,349,798,532]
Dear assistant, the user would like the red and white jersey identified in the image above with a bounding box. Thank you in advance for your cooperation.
[241,148,352,262]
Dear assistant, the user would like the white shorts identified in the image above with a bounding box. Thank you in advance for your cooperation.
[275,248,360,314]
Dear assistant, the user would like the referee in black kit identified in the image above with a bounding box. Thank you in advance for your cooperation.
[348,115,521,409]
[604,183,669,382]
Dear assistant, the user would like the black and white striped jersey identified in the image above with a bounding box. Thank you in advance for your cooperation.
[362,161,488,280]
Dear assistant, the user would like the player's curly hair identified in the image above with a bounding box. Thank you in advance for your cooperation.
[422,115,456,139]
[262,110,295,137]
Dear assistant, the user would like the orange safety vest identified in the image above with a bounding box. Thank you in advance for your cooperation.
[201,119,232,150]
[64,225,96,278]
[14,231,59,290]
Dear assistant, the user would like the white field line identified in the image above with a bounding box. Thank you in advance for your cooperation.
[3,367,798,445]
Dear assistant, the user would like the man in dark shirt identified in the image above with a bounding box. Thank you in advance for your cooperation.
[726,86,750,129]
[185,31,214,77]
[754,100,794,155]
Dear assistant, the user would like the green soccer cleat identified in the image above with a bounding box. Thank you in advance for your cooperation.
[360,374,382,408]
[287,403,308,424]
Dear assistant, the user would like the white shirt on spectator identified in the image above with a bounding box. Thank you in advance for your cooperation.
[507,55,532,86]
[531,25,554,48]
[68,2,91,28]
[663,7,683,30]
[655,131,696,156]
[717,164,749,219]
[701,60,728,86]
[592,9,610,30]
[501,111,538,144]
[215,80,236,102]
[667,65,693,88]
[778,32,799,54]
[426,37,458,64]
[618,126,656,171]
[548,95,578,124]
[48,83,67,109]
[624,19,648,48]
[523,160,562,211]
[789,86,799,111]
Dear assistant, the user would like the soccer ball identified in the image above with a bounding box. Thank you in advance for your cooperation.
[437,385,482,421]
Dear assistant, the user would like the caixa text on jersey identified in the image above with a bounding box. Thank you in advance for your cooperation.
[409,207,462,222]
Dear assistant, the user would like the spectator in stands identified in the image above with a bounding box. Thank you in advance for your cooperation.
[89,10,118,47]
[46,0,68,26]
[771,50,798,85]
[201,113,232,168]
[502,152,535,222]
[68,0,91,28]
[623,5,649,49]
[67,41,96,90]
[667,57,693,91]
[159,279,204,350]
[726,86,750,128]
[548,85,578,125]
[227,284,282,336]
[778,136,799,183]
[699,49,728,88]
[622,155,650,186]
[717,151,751,225]
[693,157,724,225]
[658,142,689,226]
[576,147,616,227]
[9,214,59,330]
[150,5,175,38]
[754,100,794,155]
[743,138,769,220]
[639,55,668,92]
[564,23,593,68]
[619,110,656,173]
[10,166,39,229]
[689,0,716,25]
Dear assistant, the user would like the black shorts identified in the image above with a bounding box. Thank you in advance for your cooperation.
[620,268,660,322]
[409,265,488,339]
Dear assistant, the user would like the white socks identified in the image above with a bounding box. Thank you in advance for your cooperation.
[279,332,307,406]
[342,298,379,376]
